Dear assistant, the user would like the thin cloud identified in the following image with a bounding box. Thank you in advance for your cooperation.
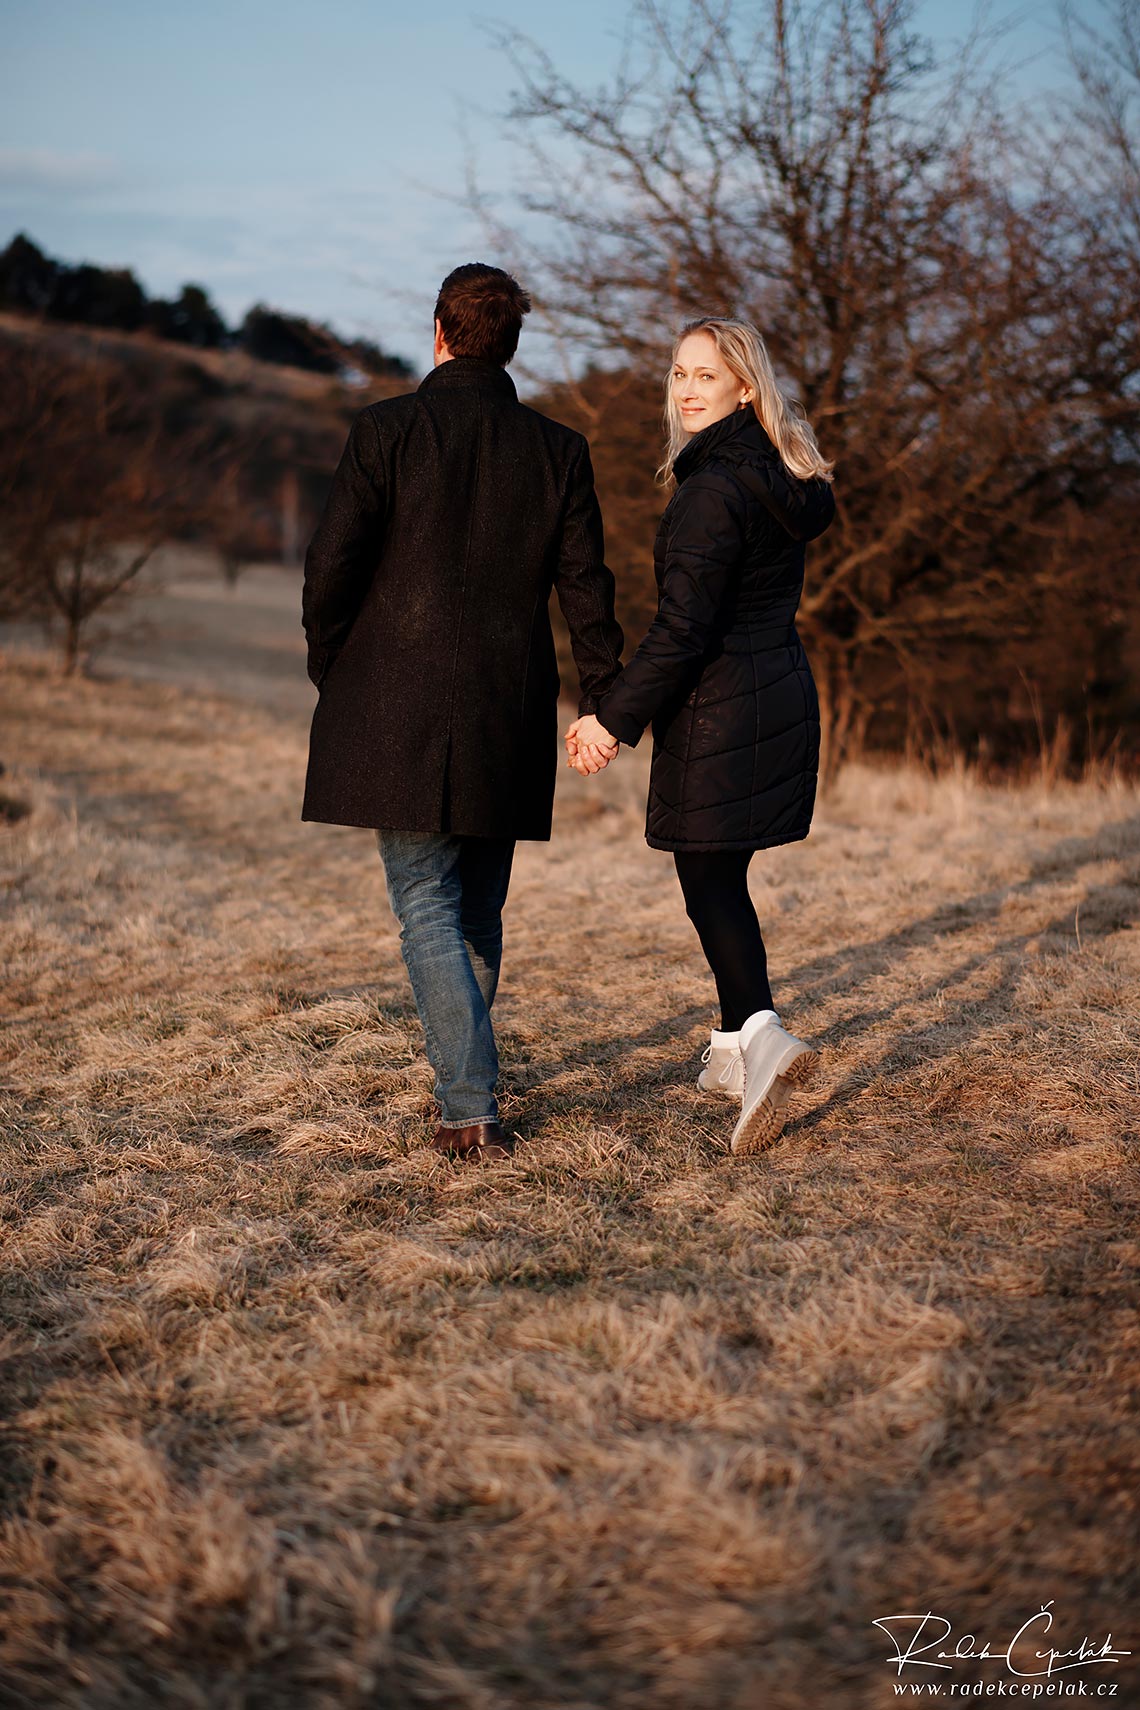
[0,148,123,195]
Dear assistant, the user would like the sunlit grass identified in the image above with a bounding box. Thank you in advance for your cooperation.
[1,654,1138,1707]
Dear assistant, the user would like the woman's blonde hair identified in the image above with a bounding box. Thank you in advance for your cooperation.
[658,317,834,488]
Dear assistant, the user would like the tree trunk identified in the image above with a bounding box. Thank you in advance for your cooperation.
[62,612,81,675]
[58,553,85,676]
[816,645,862,790]
[280,469,300,567]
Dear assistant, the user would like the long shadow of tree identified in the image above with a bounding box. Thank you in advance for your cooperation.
[500,813,1140,1141]
[784,813,1140,1132]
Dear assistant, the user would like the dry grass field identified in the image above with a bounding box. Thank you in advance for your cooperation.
[1,630,1138,1708]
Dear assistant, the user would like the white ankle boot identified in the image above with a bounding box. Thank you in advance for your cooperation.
[698,1029,745,1098]
[729,1009,819,1155]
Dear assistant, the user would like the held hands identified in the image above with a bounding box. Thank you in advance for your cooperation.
[565,714,619,777]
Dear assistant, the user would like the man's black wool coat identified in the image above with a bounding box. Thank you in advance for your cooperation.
[596,407,835,853]
[301,357,624,839]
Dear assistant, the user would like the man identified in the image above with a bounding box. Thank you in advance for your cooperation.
[301,263,624,1164]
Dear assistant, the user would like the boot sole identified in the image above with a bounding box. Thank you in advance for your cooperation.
[730,1046,819,1155]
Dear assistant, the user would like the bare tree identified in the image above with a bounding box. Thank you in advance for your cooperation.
[477,0,1140,776]
[207,455,279,587]
[1046,0,1140,750]
[0,343,206,673]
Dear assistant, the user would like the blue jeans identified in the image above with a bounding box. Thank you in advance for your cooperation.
[377,831,516,1127]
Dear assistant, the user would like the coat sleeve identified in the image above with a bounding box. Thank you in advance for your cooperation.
[753,460,836,541]
[595,473,747,748]
[551,436,626,715]
[301,409,385,688]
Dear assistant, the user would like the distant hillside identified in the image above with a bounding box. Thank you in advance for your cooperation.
[0,309,414,571]
[0,232,413,383]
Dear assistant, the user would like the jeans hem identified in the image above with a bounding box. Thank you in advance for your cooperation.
[437,1114,499,1129]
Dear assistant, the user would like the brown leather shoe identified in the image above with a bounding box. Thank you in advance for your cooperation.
[430,1120,515,1163]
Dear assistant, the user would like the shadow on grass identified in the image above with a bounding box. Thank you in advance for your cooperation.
[244,814,1140,1154]
[784,812,1140,1131]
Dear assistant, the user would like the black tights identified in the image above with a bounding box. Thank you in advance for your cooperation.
[673,850,774,1032]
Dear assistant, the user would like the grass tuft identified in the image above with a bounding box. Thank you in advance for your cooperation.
[1,656,1138,1706]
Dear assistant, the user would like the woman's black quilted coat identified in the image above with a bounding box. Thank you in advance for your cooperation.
[596,407,835,852]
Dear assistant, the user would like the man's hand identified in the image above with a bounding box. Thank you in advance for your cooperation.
[565,715,619,777]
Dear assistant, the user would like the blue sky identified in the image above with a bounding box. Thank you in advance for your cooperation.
[1,0,1077,376]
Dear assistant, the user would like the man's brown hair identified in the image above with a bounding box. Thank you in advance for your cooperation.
[434,263,531,366]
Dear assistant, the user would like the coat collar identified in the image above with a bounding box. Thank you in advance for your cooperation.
[418,356,518,400]
[673,405,775,482]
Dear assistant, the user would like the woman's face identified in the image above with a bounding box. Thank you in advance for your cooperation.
[671,331,752,437]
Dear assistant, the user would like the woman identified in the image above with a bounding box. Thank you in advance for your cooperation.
[566,317,835,1154]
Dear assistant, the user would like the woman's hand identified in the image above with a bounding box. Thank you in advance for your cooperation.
[565,715,619,776]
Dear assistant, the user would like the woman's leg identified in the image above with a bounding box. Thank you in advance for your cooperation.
[673,849,774,1030]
